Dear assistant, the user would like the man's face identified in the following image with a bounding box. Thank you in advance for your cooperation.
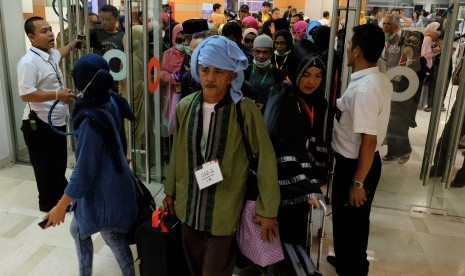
[100,11,117,32]
[346,39,356,68]
[262,5,270,14]
[272,10,281,20]
[253,47,272,63]
[198,65,236,97]
[28,20,55,50]
[189,38,202,53]
[239,10,248,20]
[290,16,300,29]
[88,15,99,30]
[382,17,397,36]
[184,34,193,46]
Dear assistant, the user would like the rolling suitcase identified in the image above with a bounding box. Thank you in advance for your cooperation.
[135,208,190,276]
[283,199,327,276]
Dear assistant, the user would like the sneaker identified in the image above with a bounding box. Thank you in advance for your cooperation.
[398,153,411,164]
[424,107,432,112]
[382,155,400,161]
[441,106,446,112]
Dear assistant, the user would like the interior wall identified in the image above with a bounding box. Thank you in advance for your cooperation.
[0,0,28,165]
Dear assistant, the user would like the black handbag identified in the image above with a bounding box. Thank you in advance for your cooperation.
[126,173,157,244]
[235,100,259,200]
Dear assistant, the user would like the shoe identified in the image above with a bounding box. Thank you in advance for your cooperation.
[451,179,465,188]
[424,107,432,112]
[398,153,411,164]
[429,166,444,178]
[382,155,400,161]
[441,106,446,112]
[327,255,337,268]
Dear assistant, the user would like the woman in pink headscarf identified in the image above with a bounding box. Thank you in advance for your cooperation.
[421,22,442,112]
[422,22,441,70]
[241,16,259,31]
[292,20,308,41]
[160,23,185,159]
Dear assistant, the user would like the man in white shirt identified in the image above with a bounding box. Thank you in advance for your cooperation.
[18,16,78,212]
[328,23,393,275]
[318,11,331,27]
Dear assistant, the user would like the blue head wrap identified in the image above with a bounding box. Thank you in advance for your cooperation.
[190,35,248,103]
[305,21,322,41]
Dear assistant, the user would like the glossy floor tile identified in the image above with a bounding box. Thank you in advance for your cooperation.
[1,158,465,275]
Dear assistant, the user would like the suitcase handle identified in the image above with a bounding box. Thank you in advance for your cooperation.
[152,208,168,233]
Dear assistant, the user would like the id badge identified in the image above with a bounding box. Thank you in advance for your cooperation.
[194,159,223,190]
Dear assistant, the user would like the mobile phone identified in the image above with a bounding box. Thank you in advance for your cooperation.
[38,219,49,229]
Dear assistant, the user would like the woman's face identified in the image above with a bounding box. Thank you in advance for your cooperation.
[244,33,256,47]
[298,66,323,95]
[274,36,287,53]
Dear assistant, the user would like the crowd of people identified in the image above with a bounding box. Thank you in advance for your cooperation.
[16,1,464,275]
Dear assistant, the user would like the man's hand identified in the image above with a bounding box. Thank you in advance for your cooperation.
[162,195,175,215]
[57,88,77,104]
[253,215,278,243]
[349,187,367,207]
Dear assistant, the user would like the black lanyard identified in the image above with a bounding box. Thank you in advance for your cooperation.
[251,66,270,94]
[30,49,62,89]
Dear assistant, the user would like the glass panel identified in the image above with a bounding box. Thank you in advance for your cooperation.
[359,1,465,218]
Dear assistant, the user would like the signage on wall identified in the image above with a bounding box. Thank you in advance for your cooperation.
[202,3,213,19]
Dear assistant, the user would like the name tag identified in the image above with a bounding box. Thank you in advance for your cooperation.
[194,160,223,190]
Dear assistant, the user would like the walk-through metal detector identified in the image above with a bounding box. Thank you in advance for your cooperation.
[325,0,363,203]
[421,0,465,189]
[124,0,164,183]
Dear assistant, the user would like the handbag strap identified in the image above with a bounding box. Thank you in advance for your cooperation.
[235,99,255,166]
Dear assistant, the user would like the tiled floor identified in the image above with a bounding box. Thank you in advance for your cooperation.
[1,164,465,275]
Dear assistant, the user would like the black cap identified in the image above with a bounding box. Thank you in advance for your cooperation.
[273,18,289,31]
[182,19,208,34]
[239,4,249,12]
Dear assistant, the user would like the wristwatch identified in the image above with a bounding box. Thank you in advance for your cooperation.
[352,180,364,189]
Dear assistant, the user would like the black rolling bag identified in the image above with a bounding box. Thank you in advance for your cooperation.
[135,208,190,276]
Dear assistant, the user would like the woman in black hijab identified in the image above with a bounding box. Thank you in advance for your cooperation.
[263,40,329,248]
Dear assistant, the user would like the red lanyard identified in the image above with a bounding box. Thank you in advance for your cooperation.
[297,96,314,128]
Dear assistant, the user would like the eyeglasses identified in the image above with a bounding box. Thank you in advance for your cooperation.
[244,38,255,44]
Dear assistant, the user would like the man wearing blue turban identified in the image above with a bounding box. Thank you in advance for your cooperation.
[163,35,280,275]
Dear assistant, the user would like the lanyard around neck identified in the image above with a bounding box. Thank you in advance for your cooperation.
[251,66,270,94]
[274,53,289,70]
[297,96,314,128]
[30,49,62,89]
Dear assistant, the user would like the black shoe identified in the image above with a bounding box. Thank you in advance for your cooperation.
[398,153,411,164]
[429,166,443,178]
[327,255,337,268]
[451,179,465,188]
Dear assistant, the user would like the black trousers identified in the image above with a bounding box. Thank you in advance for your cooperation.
[21,118,68,211]
[331,152,381,276]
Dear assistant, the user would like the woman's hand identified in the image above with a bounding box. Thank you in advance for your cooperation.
[308,197,321,209]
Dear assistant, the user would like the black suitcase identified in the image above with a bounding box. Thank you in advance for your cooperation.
[135,209,190,276]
